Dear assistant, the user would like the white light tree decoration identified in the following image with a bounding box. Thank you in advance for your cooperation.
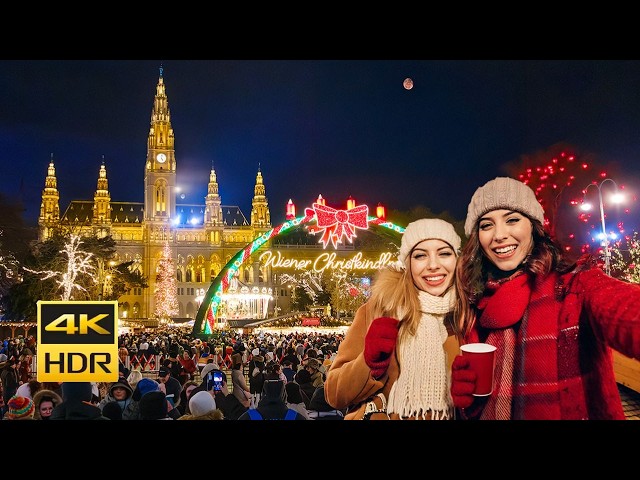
[278,271,323,302]
[278,268,370,318]
[154,241,179,322]
[0,229,20,298]
[25,234,96,300]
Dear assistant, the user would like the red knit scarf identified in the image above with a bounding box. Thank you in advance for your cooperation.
[477,271,530,420]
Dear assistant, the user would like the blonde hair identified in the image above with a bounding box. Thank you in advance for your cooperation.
[127,369,144,390]
[366,264,419,343]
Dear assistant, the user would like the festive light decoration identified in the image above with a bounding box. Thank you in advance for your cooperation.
[259,250,394,273]
[511,148,638,258]
[286,199,296,219]
[0,230,20,297]
[25,234,95,300]
[310,203,370,249]
[278,271,323,301]
[612,231,640,283]
[153,241,179,322]
[192,202,405,336]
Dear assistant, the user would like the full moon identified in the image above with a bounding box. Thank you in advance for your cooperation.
[403,77,414,90]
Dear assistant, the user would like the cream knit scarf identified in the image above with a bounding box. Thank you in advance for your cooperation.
[387,288,455,420]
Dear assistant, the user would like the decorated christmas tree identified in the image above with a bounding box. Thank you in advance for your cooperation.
[611,231,640,284]
[154,241,179,322]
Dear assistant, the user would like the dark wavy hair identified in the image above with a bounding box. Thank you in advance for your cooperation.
[455,216,576,338]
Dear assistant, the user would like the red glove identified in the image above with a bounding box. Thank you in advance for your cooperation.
[451,355,477,409]
[364,317,399,379]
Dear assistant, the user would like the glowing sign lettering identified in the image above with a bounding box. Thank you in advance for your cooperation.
[259,250,394,273]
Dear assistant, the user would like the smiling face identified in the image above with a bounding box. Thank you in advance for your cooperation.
[409,239,457,296]
[112,386,129,401]
[478,209,534,271]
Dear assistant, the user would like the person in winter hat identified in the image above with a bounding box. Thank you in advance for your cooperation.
[131,378,160,401]
[325,218,463,420]
[139,390,172,420]
[452,176,640,420]
[4,395,35,420]
[177,391,224,420]
[121,378,161,420]
[303,358,324,388]
[32,388,63,420]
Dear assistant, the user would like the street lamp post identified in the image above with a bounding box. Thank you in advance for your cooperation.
[580,178,624,276]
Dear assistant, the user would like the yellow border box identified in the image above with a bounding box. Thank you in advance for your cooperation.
[37,301,119,382]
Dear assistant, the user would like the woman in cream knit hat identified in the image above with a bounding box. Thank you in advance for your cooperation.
[325,218,464,420]
[451,176,640,420]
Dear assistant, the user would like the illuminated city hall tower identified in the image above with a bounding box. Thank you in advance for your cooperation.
[38,66,272,323]
[144,67,176,225]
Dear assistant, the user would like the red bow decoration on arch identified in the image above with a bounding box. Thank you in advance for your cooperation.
[306,203,370,249]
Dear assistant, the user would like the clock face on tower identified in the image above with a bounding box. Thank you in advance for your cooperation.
[156,153,167,163]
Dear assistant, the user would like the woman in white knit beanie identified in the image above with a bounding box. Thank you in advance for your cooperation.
[325,217,464,420]
[451,176,640,420]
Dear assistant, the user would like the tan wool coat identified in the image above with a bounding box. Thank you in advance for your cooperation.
[324,301,460,420]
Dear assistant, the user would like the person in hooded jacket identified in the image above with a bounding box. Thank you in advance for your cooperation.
[97,378,133,418]
[32,388,63,420]
[50,382,110,420]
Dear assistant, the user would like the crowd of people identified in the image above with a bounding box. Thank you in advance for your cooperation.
[3,176,640,422]
[1,328,345,421]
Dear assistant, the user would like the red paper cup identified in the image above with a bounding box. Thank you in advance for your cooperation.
[459,343,497,396]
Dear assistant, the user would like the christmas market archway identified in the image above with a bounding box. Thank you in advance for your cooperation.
[192,203,406,335]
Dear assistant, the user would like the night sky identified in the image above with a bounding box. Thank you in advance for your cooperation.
[2,59,640,233]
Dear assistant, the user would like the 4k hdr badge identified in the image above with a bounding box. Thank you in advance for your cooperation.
[37,301,119,382]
